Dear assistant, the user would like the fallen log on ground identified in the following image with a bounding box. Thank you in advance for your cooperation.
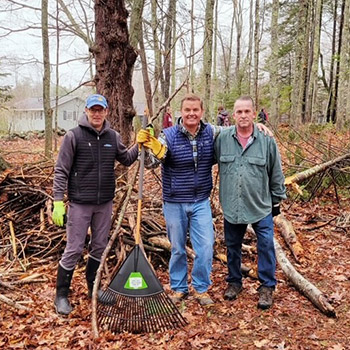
[274,213,305,263]
[285,153,350,194]
[274,238,336,317]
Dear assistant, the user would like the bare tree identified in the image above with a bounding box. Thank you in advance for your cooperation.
[203,0,215,121]
[269,0,279,125]
[253,0,260,109]
[42,0,52,157]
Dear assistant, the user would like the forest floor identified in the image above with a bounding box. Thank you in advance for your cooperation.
[1,128,350,350]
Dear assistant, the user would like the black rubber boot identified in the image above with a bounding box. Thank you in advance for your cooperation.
[86,257,100,298]
[54,265,74,315]
[86,257,115,305]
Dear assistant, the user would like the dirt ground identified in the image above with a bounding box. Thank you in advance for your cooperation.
[1,136,350,350]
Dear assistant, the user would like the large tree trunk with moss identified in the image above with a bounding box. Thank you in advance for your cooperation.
[93,0,137,146]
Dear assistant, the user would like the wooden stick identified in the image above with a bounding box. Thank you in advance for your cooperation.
[0,294,31,311]
[274,238,336,317]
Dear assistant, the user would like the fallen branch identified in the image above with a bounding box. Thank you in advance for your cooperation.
[0,293,31,311]
[285,153,350,194]
[274,239,336,317]
[274,213,304,263]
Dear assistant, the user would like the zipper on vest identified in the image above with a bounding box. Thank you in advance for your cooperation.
[97,135,101,204]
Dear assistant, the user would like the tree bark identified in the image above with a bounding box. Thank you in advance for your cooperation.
[274,213,304,263]
[269,0,279,125]
[42,0,52,158]
[94,0,137,146]
[253,0,260,108]
[338,0,350,128]
[203,0,215,121]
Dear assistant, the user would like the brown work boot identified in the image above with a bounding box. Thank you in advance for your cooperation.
[194,291,214,306]
[258,286,274,310]
[224,283,242,300]
[169,290,188,304]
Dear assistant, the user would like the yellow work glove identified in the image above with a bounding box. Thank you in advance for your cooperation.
[136,129,166,159]
[52,200,66,227]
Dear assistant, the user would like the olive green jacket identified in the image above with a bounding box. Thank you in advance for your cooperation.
[214,126,286,224]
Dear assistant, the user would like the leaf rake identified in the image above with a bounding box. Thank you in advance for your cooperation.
[96,124,187,334]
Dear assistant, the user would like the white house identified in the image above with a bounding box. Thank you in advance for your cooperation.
[9,95,85,133]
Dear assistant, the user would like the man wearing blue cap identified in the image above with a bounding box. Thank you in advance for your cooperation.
[52,93,138,315]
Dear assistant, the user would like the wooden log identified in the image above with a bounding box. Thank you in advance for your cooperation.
[274,239,336,317]
[285,153,350,194]
[274,213,305,263]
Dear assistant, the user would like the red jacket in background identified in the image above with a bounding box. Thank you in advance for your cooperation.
[163,112,173,129]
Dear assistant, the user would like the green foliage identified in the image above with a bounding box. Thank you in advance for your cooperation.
[287,129,299,142]
[306,122,335,135]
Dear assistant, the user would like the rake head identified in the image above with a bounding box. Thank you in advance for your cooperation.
[96,245,187,333]
[97,290,187,333]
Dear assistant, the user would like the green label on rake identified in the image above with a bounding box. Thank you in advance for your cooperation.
[124,272,148,289]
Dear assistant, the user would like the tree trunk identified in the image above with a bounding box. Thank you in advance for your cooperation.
[163,0,175,100]
[253,0,260,108]
[333,0,346,125]
[94,0,137,146]
[234,0,243,95]
[151,0,163,111]
[326,0,338,123]
[291,0,308,126]
[308,0,323,123]
[338,0,350,128]
[42,0,52,158]
[203,0,215,121]
[299,1,310,124]
[129,0,153,117]
[269,0,279,125]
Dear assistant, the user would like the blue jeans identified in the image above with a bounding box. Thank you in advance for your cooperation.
[224,213,276,288]
[163,199,214,293]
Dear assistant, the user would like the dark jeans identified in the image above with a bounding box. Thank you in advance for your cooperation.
[224,213,276,288]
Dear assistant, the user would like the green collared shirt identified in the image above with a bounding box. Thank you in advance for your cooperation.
[214,125,286,224]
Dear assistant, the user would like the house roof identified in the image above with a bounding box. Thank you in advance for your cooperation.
[13,96,84,111]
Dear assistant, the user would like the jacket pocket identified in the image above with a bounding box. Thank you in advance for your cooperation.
[219,155,236,174]
[247,157,266,178]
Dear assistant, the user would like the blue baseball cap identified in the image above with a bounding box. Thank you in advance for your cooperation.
[86,94,108,109]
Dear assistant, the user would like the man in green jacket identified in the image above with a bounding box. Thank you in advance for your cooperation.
[214,96,286,309]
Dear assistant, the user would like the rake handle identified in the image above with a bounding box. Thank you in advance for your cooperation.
[135,115,147,245]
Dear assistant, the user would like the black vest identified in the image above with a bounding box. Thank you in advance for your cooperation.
[68,126,117,204]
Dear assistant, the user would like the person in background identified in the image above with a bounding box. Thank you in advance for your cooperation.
[162,106,173,129]
[217,106,230,126]
[52,94,138,315]
[257,108,269,124]
[137,93,272,307]
[214,95,286,310]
